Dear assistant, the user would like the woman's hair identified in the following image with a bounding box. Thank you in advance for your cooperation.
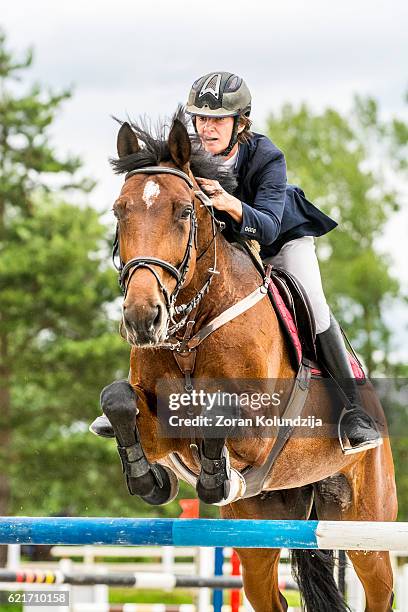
[237,114,253,144]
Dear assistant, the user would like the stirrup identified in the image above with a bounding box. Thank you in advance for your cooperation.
[337,406,383,455]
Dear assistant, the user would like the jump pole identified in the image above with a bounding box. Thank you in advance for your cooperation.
[0,569,243,589]
[1,518,407,551]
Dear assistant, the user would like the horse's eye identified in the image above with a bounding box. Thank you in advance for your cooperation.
[180,207,193,220]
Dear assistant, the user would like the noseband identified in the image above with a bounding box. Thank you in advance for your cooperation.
[113,166,224,339]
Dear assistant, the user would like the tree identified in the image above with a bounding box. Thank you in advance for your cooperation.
[0,34,197,561]
[265,97,407,375]
[0,31,134,564]
[265,98,408,517]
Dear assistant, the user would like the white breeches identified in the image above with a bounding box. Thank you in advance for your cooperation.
[263,236,331,334]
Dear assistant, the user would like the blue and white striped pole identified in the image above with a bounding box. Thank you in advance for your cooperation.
[0,518,407,551]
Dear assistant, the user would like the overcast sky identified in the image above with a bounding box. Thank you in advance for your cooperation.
[2,0,407,357]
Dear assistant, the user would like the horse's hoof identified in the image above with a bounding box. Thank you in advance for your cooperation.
[196,478,230,505]
[127,471,158,497]
[214,468,247,506]
[89,414,115,438]
[196,444,231,504]
[140,466,179,506]
[196,467,247,505]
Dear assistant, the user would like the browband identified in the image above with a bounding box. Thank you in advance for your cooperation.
[125,166,194,189]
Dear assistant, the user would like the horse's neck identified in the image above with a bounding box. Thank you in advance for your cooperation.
[184,233,294,378]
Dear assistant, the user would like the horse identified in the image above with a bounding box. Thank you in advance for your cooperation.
[101,108,397,611]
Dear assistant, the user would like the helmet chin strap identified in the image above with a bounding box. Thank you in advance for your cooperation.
[217,115,240,157]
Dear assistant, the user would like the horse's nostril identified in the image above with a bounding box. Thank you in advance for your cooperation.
[153,305,162,327]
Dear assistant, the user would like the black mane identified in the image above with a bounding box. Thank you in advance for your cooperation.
[110,107,237,195]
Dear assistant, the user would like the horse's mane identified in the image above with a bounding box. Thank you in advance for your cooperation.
[110,107,238,195]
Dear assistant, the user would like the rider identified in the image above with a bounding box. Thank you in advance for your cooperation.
[184,71,381,454]
[91,71,381,454]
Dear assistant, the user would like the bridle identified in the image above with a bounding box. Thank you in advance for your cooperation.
[112,165,225,341]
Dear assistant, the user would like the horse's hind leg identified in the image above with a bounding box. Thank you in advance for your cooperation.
[346,550,393,612]
[313,439,397,611]
[220,487,314,611]
[235,548,287,612]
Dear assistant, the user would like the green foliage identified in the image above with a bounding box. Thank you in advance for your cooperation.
[265,97,406,375]
[0,33,91,230]
[109,587,193,605]
[0,31,130,520]
[0,31,205,523]
[266,98,408,517]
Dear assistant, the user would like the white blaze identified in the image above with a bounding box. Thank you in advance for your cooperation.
[142,179,160,209]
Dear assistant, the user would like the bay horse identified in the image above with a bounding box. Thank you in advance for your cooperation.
[102,109,397,611]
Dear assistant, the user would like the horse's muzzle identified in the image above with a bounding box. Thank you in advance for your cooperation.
[122,301,168,346]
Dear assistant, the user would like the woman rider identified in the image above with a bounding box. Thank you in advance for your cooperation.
[185,71,380,454]
[91,71,380,455]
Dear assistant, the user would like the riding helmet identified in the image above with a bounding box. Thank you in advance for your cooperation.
[186,71,251,155]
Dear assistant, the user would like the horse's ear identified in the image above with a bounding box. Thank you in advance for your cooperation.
[168,118,191,170]
[117,122,140,158]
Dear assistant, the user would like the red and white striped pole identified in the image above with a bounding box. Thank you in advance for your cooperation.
[230,550,241,612]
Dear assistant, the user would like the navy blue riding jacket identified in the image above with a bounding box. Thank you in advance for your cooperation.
[224,132,337,257]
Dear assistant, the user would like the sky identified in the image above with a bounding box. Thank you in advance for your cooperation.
[1,0,407,358]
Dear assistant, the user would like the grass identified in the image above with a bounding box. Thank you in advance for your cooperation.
[110,587,194,604]
[109,587,301,607]
[0,601,22,612]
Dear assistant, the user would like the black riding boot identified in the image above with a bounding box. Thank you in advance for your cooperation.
[89,414,114,438]
[317,313,382,454]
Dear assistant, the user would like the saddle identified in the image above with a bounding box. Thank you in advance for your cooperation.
[238,239,316,361]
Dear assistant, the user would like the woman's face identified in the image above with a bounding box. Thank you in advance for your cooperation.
[195,115,235,155]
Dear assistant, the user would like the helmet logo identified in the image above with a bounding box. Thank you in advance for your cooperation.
[199,73,222,100]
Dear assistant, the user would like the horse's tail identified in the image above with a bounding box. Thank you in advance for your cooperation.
[290,548,350,611]
[290,504,350,612]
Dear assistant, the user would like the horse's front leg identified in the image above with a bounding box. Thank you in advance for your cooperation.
[196,391,246,505]
[100,379,179,505]
[196,430,230,504]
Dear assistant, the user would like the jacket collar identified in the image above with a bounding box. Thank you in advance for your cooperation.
[235,139,251,175]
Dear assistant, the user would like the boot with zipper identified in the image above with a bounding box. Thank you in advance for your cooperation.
[317,313,382,454]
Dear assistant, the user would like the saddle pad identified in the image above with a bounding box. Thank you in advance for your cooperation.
[268,279,365,380]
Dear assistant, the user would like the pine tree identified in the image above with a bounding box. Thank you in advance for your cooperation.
[0,31,133,564]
